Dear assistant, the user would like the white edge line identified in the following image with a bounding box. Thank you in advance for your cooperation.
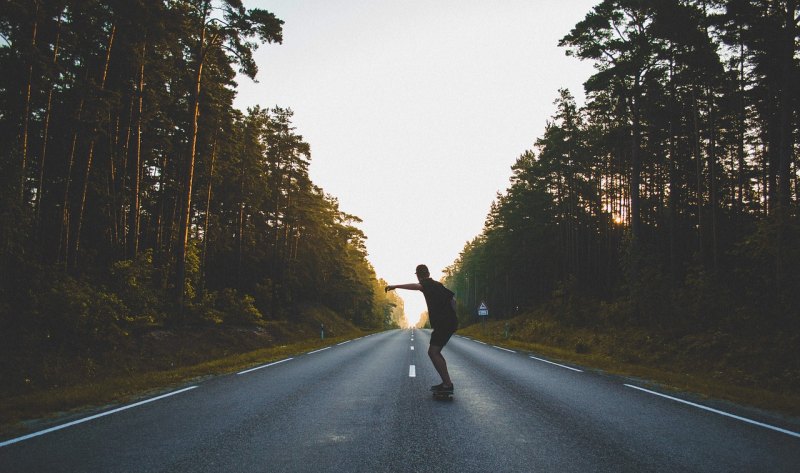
[307,347,331,355]
[624,384,800,439]
[0,386,198,448]
[529,356,584,373]
[337,340,352,346]
[237,357,293,375]
[493,345,517,353]
[474,340,487,345]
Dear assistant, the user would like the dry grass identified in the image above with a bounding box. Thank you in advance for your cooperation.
[0,333,369,438]
[460,319,800,417]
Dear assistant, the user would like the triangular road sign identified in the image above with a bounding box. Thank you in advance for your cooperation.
[478,301,489,316]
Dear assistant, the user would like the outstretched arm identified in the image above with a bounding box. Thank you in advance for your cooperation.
[385,283,422,292]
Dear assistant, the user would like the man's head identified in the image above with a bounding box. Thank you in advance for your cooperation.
[415,264,430,280]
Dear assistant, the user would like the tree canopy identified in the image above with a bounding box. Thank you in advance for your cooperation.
[0,0,397,390]
[445,0,799,335]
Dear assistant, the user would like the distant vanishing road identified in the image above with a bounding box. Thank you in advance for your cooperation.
[2,329,799,472]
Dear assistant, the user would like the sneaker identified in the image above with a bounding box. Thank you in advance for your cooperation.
[431,383,454,393]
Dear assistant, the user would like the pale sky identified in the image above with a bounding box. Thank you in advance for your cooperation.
[234,0,598,325]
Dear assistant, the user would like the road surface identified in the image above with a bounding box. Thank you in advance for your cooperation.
[1,329,798,472]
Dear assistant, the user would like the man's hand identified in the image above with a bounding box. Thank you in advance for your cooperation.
[385,285,394,293]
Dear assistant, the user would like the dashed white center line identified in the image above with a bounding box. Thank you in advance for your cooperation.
[409,365,416,377]
[529,356,584,373]
[410,346,414,350]
[624,384,800,439]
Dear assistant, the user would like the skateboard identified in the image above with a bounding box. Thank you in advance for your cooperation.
[432,391,454,401]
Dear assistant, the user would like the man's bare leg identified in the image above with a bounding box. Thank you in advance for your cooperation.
[428,344,452,387]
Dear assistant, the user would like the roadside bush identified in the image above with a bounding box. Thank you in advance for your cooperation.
[111,250,165,326]
[215,288,264,325]
[34,274,128,353]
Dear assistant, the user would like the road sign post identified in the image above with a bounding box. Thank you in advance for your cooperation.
[478,301,488,333]
[478,302,488,317]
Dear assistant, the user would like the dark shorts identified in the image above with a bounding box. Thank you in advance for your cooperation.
[430,327,456,348]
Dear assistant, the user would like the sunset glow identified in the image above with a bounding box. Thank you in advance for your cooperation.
[404,311,423,328]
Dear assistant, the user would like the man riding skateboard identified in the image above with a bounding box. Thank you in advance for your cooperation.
[385,264,458,395]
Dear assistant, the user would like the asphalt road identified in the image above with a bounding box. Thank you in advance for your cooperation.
[1,329,798,472]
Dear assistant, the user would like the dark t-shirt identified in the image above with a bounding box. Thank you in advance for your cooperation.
[420,278,458,331]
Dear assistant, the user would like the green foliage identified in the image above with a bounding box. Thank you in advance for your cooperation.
[30,274,128,353]
[111,250,164,325]
[211,288,263,325]
[183,240,202,303]
[445,0,799,394]
[731,217,800,327]
[0,1,388,402]
[622,242,675,328]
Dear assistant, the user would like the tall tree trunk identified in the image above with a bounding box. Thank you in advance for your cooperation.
[109,111,121,249]
[200,135,217,291]
[72,23,116,268]
[667,79,678,282]
[708,102,719,272]
[20,1,40,204]
[761,142,769,216]
[665,55,678,283]
[774,0,797,295]
[34,9,63,239]
[270,136,284,316]
[176,3,209,308]
[119,96,133,255]
[59,96,85,268]
[692,88,704,263]
[237,144,245,290]
[129,40,146,259]
[628,74,643,318]
[630,77,642,245]
[776,1,796,212]
[736,38,746,220]
[156,151,168,254]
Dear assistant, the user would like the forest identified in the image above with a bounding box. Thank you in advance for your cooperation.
[0,0,402,397]
[445,0,799,394]
[1,0,798,410]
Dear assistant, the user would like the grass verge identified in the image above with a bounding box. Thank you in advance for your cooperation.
[459,320,800,418]
[0,332,375,438]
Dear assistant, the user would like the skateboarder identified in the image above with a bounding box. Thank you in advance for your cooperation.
[385,264,458,394]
